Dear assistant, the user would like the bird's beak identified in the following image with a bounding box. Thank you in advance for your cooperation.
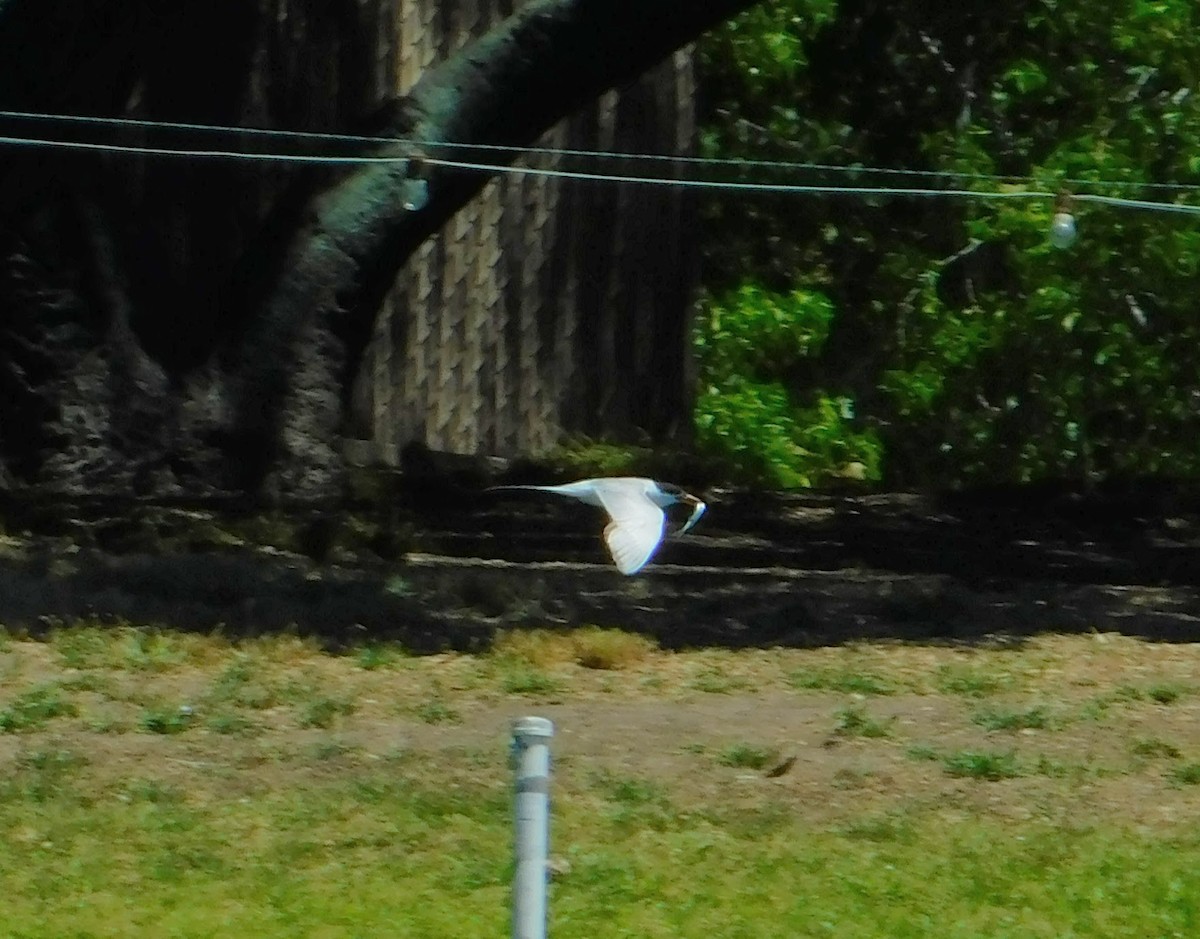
[679,494,706,535]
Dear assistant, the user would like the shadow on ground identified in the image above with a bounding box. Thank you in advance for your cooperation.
[2,479,1200,649]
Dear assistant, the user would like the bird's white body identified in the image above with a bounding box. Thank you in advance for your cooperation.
[488,476,706,575]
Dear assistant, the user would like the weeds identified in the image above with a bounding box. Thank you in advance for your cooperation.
[941,749,1022,780]
[298,696,356,729]
[139,706,195,735]
[716,743,776,770]
[789,667,895,695]
[4,747,86,802]
[1131,738,1182,760]
[934,663,1004,697]
[972,705,1051,732]
[355,644,404,670]
[500,668,563,696]
[834,705,892,738]
[414,699,461,724]
[207,713,257,736]
[0,685,77,733]
[1170,763,1200,786]
[492,626,655,670]
[1148,684,1187,705]
[207,658,278,710]
[688,665,750,694]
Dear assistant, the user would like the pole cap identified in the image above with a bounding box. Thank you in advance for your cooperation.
[512,716,555,740]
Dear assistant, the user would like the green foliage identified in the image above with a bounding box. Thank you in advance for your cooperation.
[973,705,1051,732]
[499,667,562,697]
[297,695,356,729]
[694,284,883,487]
[716,742,776,769]
[139,706,194,735]
[1171,763,1200,786]
[788,666,896,695]
[942,749,1023,780]
[699,0,1200,487]
[834,705,893,738]
[0,686,77,733]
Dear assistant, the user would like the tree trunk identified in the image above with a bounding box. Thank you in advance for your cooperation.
[0,0,759,499]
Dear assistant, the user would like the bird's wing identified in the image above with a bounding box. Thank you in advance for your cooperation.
[593,485,667,575]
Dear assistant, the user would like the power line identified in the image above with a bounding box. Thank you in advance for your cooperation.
[4,108,1200,193]
[424,153,1060,201]
[2,109,1200,216]
[0,131,1061,200]
[0,107,1035,185]
[0,133,410,165]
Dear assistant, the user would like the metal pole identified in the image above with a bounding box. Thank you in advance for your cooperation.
[511,716,554,939]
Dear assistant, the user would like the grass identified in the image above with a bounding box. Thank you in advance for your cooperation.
[1,625,1200,937]
[1171,763,1200,786]
[488,626,656,696]
[0,684,78,732]
[139,705,195,735]
[934,663,1005,697]
[834,705,892,738]
[1131,737,1182,760]
[1148,683,1188,705]
[941,749,1023,780]
[499,667,563,696]
[716,743,776,770]
[297,694,356,729]
[414,699,462,724]
[789,667,895,695]
[354,643,405,670]
[688,665,751,694]
[972,704,1051,732]
[492,626,656,671]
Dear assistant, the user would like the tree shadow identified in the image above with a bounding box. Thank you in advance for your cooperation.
[2,481,1200,650]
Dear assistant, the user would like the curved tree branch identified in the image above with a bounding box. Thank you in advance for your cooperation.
[234,0,762,493]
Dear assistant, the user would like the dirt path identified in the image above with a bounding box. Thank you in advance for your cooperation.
[4,630,1200,834]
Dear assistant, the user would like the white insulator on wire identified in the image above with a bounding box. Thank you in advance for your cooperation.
[1049,211,1077,249]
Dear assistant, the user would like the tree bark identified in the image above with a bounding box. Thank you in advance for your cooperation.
[233,0,760,495]
[0,0,759,498]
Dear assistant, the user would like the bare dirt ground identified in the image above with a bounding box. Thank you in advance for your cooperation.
[4,630,1200,833]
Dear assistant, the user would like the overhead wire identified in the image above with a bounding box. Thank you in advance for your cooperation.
[1,108,1200,215]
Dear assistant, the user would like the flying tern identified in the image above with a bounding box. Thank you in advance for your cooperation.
[487,477,706,575]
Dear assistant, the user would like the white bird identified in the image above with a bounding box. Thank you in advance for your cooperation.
[487,477,706,575]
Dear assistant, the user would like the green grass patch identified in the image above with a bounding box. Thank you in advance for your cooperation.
[1148,683,1188,705]
[206,657,279,710]
[492,627,656,671]
[414,699,462,724]
[297,695,356,729]
[206,712,258,736]
[834,705,892,738]
[1079,684,1145,721]
[934,663,1004,697]
[716,743,776,770]
[2,747,87,802]
[941,749,1022,780]
[354,643,406,670]
[972,705,1051,732]
[499,667,563,696]
[1132,737,1183,760]
[1170,763,1200,786]
[0,685,78,732]
[687,665,751,694]
[2,771,1198,938]
[788,667,895,695]
[139,705,195,735]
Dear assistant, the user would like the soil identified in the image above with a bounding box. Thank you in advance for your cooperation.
[4,633,1200,833]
